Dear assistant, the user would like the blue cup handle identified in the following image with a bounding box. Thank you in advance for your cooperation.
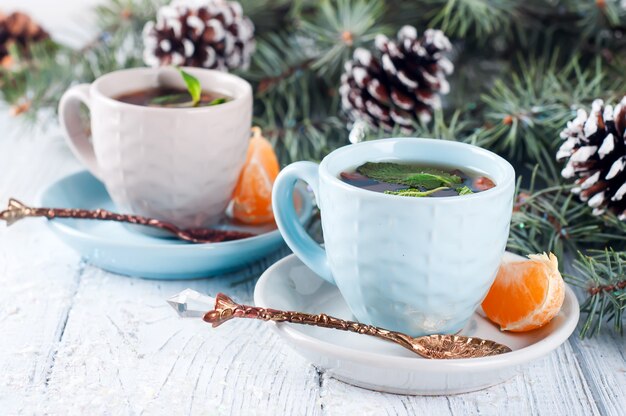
[272,161,334,284]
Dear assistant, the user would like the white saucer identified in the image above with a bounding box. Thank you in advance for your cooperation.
[254,252,579,395]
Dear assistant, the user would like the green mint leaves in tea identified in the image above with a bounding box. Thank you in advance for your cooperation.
[178,68,202,106]
[340,162,495,198]
[357,162,463,188]
[114,68,230,108]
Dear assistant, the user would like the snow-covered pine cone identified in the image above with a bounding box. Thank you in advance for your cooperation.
[0,11,49,68]
[557,97,626,219]
[142,0,255,71]
[339,26,453,132]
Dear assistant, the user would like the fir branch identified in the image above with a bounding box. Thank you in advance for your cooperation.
[507,167,626,262]
[238,0,295,35]
[245,33,345,162]
[588,279,626,296]
[0,41,72,124]
[255,57,315,95]
[477,55,613,168]
[566,249,626,338]
[298,0,390,77]
[572,0,624,38]
[0,0,161,123]
[245,34,316,91]
[259,115,345,163]
[426,0,516,39]
[357,109,477,143]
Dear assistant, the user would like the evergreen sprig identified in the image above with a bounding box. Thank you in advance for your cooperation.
[0,0,162,123]
[477,55,612,168]
[567,250,626,338]
[245,33,345,162]
[356,109,476,142]
[427,0,515,39]
[509,167,626,254]
[299,0,389,77]
[0,40,65,122]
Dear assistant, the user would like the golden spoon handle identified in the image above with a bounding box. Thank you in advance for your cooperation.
[0,198,252,243]
[203,293,419,355]
[0,198,174,229]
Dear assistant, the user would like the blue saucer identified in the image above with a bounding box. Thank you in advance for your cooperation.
[38,171,313,279]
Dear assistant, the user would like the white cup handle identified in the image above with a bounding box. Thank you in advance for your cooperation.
[58,84,103,180]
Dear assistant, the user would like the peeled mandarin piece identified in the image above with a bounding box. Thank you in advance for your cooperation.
[481,253,565,332]
[232,127,280,224]
[474,176,496,191]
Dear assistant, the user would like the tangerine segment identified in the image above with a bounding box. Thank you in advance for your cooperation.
[232,128,280,224]
[482,253,565,332]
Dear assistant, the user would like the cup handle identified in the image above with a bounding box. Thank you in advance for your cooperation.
[272,161,334,284]
[58,83,102,180]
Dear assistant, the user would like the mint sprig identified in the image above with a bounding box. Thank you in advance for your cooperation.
[385,187,450,197]
[178,68,202,106]
[208,97,226,106]
[149,92,189,105]
[357,162,462,189]
[456,186,474,195]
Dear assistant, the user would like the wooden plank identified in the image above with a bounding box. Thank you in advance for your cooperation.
[567,328,626,416]
[38,252,323,415]
[0,119,84,414]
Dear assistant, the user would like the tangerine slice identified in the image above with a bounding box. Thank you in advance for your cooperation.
[232,127,280,224]
[482,253,565,332]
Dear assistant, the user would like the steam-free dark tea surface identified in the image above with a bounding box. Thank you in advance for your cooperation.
[114,87,229,108]
[340,162,495,197]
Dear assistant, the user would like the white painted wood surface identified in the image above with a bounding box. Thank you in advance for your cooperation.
[0,112,625,416]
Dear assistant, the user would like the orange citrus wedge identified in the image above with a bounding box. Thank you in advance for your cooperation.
[232,127,280,224]
[482,253,565,332]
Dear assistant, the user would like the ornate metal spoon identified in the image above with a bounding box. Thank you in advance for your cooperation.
[0,198,253,243]
[168,289,512,359]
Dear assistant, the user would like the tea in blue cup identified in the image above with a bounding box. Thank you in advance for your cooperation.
[272,138,515,336]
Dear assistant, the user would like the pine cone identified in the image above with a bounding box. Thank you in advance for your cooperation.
[143,0,255,71]
[339,26,453,132]
[0,11,49,69]
[557,97,626,219]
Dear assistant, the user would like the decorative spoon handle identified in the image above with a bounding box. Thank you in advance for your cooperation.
[169,290,511,359]
[204,293,423,356]
[0,198,253,243]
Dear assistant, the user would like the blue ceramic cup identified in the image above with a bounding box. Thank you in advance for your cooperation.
[272,138,515,336]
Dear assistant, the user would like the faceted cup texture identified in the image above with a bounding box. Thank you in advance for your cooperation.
[317,139,515,336]
[92,100,249,228]
[64,67,252,229]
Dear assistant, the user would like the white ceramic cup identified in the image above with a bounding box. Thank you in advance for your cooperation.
[58,67,253,228]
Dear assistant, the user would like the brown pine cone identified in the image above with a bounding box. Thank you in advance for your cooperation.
[340,26,453,132]
[0,11,49,68]
[557,97,626,219]
[143,0,255,71]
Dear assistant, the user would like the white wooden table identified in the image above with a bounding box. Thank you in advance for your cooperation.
[0,112,625,416]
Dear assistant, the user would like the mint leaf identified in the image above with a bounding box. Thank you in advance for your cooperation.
[357,162,462,190]
[208,97,227,106]
[149,92,190,106]
[405,172,460,188]
[178,68,202,106]
[456,186,474,195]
[384,187,449,197]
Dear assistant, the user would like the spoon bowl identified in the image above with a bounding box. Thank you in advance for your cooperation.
[408,334,512,359]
